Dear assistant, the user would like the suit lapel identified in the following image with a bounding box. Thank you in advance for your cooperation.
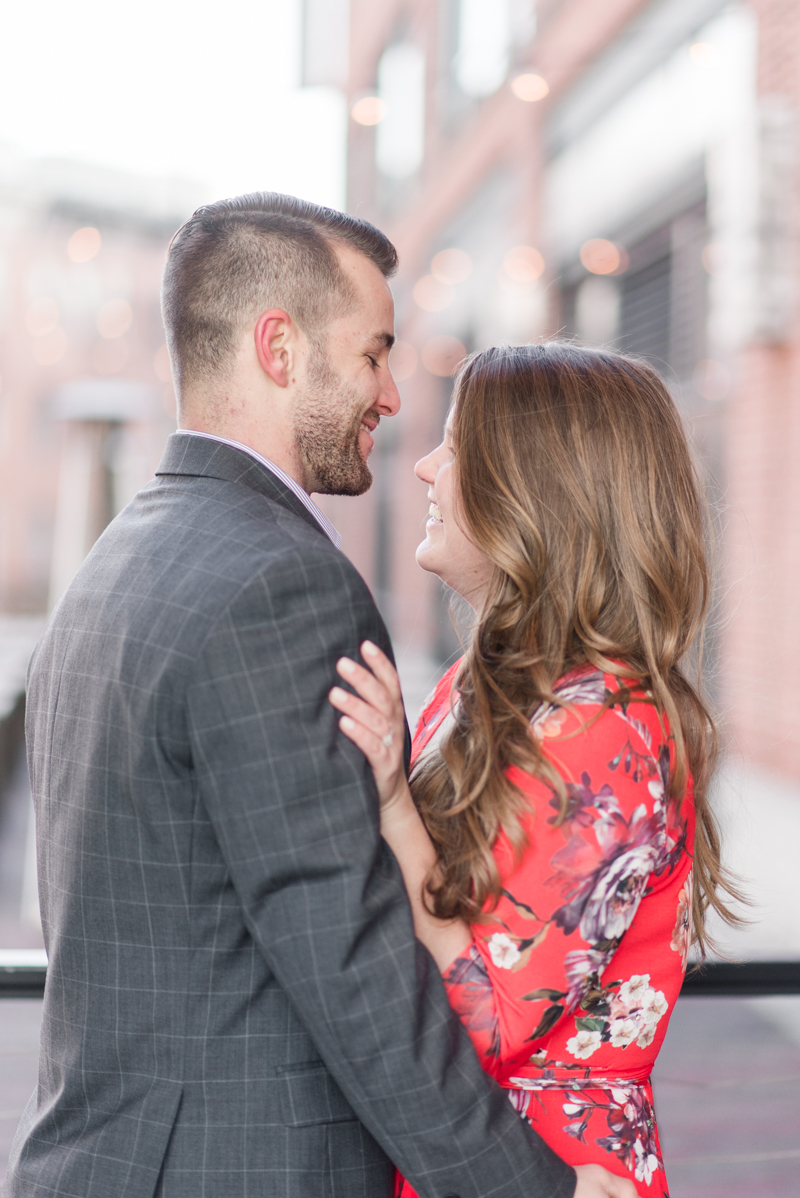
[155,433,327,540]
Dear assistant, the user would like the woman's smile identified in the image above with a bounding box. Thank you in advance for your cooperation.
[427,500,444,526]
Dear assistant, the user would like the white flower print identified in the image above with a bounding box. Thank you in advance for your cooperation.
[636,1023,657,1050]
[487,932,521,969]
[647,777,664,804]
[617,975,652,1007]
[604,973,669,1052]
[567,1029,602,1059]
[609,1017,639,1048]
[642,989,668,1020]
[634,1141,660,1185]
[507,1088,531,1119]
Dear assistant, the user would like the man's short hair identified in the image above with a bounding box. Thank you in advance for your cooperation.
[161,192,398,396]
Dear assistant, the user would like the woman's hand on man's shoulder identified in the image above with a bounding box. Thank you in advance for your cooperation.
[573,1162,638,1197]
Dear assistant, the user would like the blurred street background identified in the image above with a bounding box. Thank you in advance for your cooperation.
[1,0,800,1193]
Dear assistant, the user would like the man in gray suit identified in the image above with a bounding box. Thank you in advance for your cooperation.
[9,195,633,1198]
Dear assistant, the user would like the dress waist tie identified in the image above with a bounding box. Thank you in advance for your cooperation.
[500,1064,653,1094]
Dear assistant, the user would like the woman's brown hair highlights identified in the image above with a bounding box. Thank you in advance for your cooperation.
[411,342,742,956]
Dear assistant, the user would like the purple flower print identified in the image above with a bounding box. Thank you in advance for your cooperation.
[563,948,615,1011]
[531,669,609,747]
[578,838,658,943]
[548,779,666,943]
[596,1083,663,1185]
[444,943,501,1058]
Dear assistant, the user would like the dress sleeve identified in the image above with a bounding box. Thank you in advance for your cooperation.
[442,696,690,1079]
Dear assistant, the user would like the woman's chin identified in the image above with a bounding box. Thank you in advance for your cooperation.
[415,539,441,576]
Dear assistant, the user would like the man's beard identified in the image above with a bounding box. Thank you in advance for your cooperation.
[294,345,379,497]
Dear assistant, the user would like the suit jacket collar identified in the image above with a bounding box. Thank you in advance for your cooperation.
[155,432,327,540]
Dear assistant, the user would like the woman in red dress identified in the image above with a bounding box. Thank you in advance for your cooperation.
[330,344,740,1198]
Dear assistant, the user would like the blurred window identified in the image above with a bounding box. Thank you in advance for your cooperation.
[454,0,511,98]
[619,230,673,373]
[376,43,426,180]
[302,0,350,89]
[564,192,708,388]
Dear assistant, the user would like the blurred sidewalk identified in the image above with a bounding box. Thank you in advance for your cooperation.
[652,996,800,1198]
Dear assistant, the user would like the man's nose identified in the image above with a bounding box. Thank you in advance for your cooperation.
[379,371,401,417]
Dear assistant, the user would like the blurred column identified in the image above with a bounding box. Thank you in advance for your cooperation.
[48,380,157,609]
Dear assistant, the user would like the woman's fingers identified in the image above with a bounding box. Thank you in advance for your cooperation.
[329,686,392,741]
[335,657,395,718]
[330,646,407,811]
[335,646,404,729]
[338,714,386,761]
[361,641,403,700]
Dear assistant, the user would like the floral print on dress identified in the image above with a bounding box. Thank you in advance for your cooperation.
[670,870,692,971]
[508,1074,665,1189]
[565,973,669,1059]
[398,661,693,1198]
[547,777,669,942]
[442,943,501,1059]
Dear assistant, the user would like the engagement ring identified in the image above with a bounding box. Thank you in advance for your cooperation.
[381,731,394,748]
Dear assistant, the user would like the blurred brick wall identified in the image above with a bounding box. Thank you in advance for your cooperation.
[341,0,800,790]
[723,0,800,776]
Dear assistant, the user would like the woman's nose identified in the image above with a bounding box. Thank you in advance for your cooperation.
[414,452,434,483]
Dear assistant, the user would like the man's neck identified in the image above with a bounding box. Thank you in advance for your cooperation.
[178,412,309,493]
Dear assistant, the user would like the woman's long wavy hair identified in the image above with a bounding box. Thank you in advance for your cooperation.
[411,342,743,956]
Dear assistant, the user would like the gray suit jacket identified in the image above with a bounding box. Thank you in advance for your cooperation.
[7,435,575,1198]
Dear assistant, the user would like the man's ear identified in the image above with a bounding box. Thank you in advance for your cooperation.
[254,309,295,387]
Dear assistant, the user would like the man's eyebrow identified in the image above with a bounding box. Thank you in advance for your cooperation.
[365,331,395,351]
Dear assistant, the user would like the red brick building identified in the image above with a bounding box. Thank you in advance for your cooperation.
[316,0,800,782]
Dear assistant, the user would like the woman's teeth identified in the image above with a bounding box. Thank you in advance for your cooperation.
[429,502,443,523]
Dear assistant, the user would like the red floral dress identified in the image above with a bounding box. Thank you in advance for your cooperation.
[396,662,694,1198]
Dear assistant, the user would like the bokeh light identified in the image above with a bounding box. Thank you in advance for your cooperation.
[67,227,101,263]
[431,248,472,285]
[413,275,454,312]
[154,345,172,382]
[389,340,418,382]
[92,339,129,375]
[693,358,731,401]
[702,243,722,276]
[689,42,717,67]
[351,96,387,126]
[25,298,60,337]
[96,299,133,339]
[32,328,68,366]
[502,245,545,283]
[511,73,549,102]
[421,336,466,377]
[579,239,628,275]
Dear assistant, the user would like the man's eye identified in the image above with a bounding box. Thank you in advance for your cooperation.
[367,356,378,368]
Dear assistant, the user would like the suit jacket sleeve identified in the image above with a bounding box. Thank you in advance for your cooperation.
[186,544,576,1198]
